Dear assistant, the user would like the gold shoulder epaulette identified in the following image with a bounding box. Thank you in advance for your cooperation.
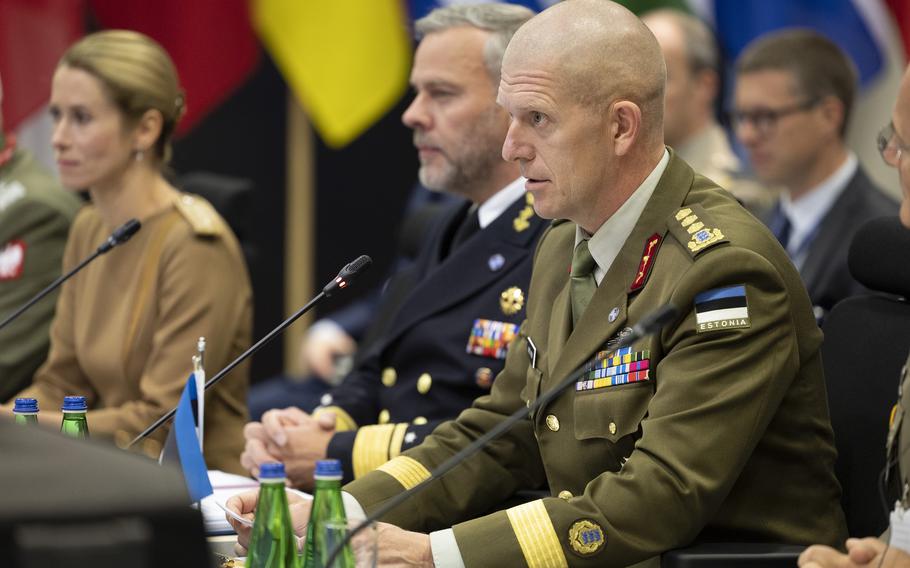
[666,204,728,257]
[174,194,223,237]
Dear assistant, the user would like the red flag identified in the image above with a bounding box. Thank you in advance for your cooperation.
[88,0,260,134]
[0,0,84,130]
[887,0,910,61]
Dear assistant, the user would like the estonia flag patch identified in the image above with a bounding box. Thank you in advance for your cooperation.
[694,285,750,333]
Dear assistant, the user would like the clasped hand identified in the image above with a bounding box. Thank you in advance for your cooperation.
[799,538,910,567]
[240,406,336,490]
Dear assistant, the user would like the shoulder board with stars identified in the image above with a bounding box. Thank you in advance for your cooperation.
[666,204,728,257]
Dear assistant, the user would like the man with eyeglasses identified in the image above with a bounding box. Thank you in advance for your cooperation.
[733,30,897,322]
[799,64,910,568]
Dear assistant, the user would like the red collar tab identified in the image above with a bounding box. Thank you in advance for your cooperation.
[630,233,662,292]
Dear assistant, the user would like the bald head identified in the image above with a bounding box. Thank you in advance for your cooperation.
[504,0,666,144]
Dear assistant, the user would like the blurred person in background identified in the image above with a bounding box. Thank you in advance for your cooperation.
[1,30,251,474]
[642,8,770,214]
[734,29,897,321]
[799,62,910,568]
[0,72,82,401]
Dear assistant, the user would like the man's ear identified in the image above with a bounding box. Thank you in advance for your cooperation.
[612,100,642,156]
[817,94,846,138]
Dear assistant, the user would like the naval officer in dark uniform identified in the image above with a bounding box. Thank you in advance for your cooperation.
[240,3,544,489]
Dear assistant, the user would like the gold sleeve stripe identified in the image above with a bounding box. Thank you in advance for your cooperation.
[376,456,431,490]
[388,423,408,459]
[506,500,568,568]
[315,406,358,432]
[352,424,396,479]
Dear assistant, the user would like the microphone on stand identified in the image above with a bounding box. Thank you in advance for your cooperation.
[128,255,373,449]
[326,303,679,565]
[0,218,141,332]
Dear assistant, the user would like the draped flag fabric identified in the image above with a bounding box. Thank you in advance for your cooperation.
[712,0,884,87]
[160,374,213,504]
[87,0,259,135]
[406,0,559,21]
[0,0,83,131]
[253,0,412,149]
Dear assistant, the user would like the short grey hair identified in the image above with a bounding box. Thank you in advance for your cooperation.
[646,8,718,73]
[415,4,536,84]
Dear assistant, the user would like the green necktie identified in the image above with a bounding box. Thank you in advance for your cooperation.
[571,239,597,326]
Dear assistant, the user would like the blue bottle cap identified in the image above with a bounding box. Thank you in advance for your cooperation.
[259,462,286,479]
[314,459,343,479]
[13,398,38,413]
[61,396,87,412]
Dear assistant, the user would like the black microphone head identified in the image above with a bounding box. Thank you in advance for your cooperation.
[323,255,372,296]
[340,255,372,278]
[113,218,142,244]
[97,218,142,254]
[848,216,910,298]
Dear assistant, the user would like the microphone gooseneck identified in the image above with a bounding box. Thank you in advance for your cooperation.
[325,303,679,565]
[127,255,373,448]
[0,218,142,333]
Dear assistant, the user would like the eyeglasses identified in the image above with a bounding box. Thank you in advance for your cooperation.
[877,122,910,167]
[728,98,819,136]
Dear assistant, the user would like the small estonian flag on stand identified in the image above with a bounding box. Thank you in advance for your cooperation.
[160,373,213,503]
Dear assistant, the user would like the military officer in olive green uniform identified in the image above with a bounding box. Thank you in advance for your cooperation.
[228,2,847,565]
[0,74,82,401]
[798,66,910,568]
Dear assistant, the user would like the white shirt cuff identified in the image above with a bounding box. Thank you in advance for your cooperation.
[430,529,466,568]
[341,491,367,521]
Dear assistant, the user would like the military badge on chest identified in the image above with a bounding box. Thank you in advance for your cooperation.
[576,343,651,392]
[466,318,518,359]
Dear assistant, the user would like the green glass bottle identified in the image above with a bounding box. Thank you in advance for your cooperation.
[302,459,354,568]
[12,398,39,425]
[60,396,89,439]
[246,462,300,568]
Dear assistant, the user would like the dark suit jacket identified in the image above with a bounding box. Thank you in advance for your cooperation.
[767,167,898,317]
[321,191,547,483]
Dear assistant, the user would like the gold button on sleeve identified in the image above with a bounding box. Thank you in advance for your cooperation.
[558,490,573,500]
[609,421,617,435]
[378,409,390,424]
